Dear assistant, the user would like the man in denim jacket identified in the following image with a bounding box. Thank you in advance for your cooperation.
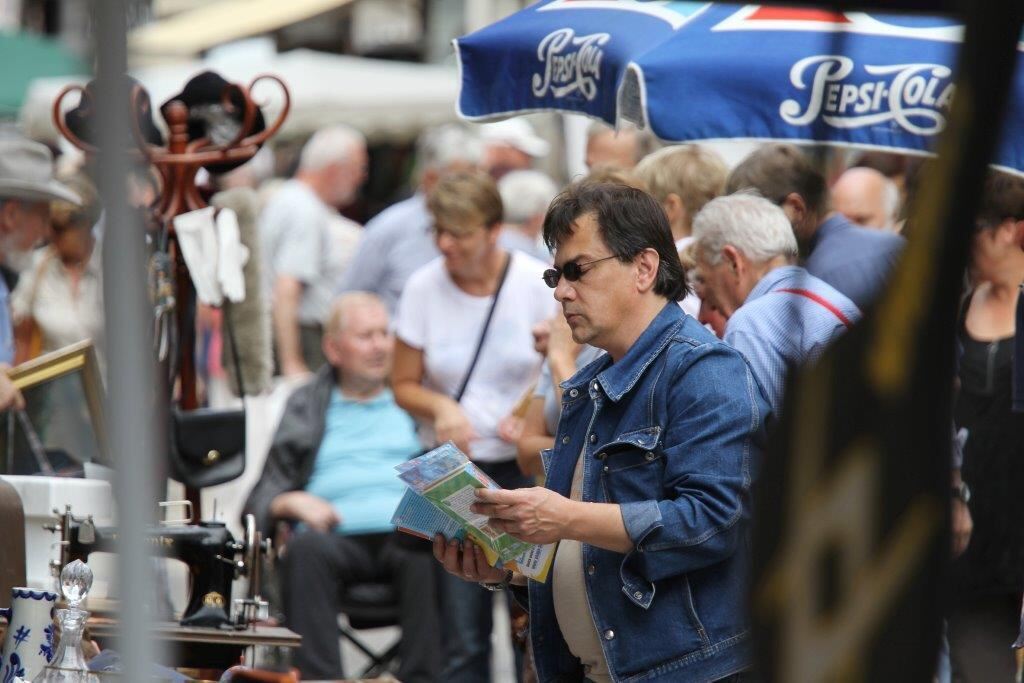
[435,182,771,682]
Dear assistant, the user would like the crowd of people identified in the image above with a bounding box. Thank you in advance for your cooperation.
[0,113,1021,681]
[235,119,1024,682]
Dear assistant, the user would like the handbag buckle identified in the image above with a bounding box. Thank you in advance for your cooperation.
[204,449,221,465]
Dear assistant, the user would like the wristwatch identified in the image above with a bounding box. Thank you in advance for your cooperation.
[952,481,971,504]
[480,569,515,592]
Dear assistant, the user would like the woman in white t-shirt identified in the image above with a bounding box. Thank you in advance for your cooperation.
[393,169,555,682]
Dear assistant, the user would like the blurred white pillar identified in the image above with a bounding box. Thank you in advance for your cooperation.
[0,0,21,29]
[92,0,164,678]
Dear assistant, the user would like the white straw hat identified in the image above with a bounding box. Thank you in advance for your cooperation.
[0,137,81,206]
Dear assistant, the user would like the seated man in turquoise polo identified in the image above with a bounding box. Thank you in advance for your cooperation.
[243,292,439,682]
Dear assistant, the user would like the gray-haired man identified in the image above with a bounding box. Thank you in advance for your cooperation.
[691,193,861,415]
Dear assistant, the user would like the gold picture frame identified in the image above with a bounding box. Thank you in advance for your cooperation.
[2,340,108,474]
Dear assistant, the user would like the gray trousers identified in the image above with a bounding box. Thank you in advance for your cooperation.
[281,530,441,682]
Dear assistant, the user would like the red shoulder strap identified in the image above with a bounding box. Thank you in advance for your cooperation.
[775,288,854,328]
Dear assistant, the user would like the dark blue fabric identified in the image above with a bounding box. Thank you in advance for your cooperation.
[804,214,905,310]
[528,303,770,682]
[456,4,1024,176]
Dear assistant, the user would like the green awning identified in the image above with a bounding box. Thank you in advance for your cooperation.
[0,32,88,117]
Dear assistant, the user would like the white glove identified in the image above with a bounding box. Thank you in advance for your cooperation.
[173,206,222,306]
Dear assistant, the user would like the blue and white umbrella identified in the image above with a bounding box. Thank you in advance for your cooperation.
[456,1,1024,175]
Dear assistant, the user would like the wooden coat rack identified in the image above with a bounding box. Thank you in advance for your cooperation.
[53,74,290,517]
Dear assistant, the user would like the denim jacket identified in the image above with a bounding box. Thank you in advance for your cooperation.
[526,303,770,683]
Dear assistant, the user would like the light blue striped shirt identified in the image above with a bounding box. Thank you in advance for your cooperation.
[724,265,860,415]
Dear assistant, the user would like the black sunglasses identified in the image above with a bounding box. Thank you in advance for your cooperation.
[542,255,617,288]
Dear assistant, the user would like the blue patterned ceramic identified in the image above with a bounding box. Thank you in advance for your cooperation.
[0,588,58,682]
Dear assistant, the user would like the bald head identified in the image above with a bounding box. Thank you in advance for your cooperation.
[586,124,642,170]
[323,292,393,389]
[831,167,900,232]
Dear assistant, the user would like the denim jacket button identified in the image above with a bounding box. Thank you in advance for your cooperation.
[589,434,597,443]
[644,452,655,461]
[569,388,579,398]
[634,591,643,600]
[561,436,570,445]
[587,564,596,575]
[592,381,599,391]
[602,466,609,473]
[603,630,615,640]
[595,452,606,460]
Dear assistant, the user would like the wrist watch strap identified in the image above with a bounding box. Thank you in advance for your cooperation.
[480,569,515,592]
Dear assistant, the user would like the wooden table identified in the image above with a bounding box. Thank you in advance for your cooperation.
[87,617,301,671]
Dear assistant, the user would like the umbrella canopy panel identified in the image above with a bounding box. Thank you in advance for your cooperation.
[0,32,88,117]
[456,1,1024,175]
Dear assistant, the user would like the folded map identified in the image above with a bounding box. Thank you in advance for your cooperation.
[392,443,555,582]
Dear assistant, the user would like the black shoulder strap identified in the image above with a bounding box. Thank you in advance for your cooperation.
[453,253,512,403]
[222,300,247,398]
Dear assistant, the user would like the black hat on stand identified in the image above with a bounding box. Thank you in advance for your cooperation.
[160,71,267,174]
[64,75,165,148]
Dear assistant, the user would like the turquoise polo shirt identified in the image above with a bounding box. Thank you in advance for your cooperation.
[304,387,421,536]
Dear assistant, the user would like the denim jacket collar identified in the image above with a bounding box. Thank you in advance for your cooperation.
[561,301,685,403]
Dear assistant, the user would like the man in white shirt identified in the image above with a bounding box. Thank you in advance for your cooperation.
[260,126,367,377]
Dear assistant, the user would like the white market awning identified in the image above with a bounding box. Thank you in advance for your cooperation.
[22,48,459,143]
[129,0,355,58]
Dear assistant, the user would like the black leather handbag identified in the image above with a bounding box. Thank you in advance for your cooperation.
[168,304,246,489]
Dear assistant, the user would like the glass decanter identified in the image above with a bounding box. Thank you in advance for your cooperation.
[32,560,99,683]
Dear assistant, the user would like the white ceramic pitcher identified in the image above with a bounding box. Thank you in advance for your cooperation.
[0,587,58,682]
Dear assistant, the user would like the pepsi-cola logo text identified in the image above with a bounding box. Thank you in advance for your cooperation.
[532,28,610,101]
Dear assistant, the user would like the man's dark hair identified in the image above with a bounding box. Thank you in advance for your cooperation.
[726,143,829,216]
[542,181,689,301]
[976,170,1024,227]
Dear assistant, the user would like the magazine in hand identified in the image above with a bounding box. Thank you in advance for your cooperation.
[392,443,555,582]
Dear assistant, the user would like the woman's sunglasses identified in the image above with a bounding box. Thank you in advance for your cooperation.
[542,255,617,288]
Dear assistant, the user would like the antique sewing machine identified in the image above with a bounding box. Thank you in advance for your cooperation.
[44,503,271,629]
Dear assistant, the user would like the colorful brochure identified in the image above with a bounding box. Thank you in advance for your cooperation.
[392,443,555,583]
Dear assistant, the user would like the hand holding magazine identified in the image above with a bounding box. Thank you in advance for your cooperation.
[392,443,555,582]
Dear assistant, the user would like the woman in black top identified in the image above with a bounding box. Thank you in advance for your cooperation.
[949,193,1024,681]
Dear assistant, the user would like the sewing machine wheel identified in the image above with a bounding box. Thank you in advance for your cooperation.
[243,513,258,577]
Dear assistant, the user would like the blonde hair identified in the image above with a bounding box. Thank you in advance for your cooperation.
[633,145,728,227]
[51,174,100,233]
[678,240,698,270]
[427,169,503,230]
[583,164,648,192]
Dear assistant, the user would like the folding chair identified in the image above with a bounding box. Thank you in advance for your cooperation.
[337,580,403,679]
